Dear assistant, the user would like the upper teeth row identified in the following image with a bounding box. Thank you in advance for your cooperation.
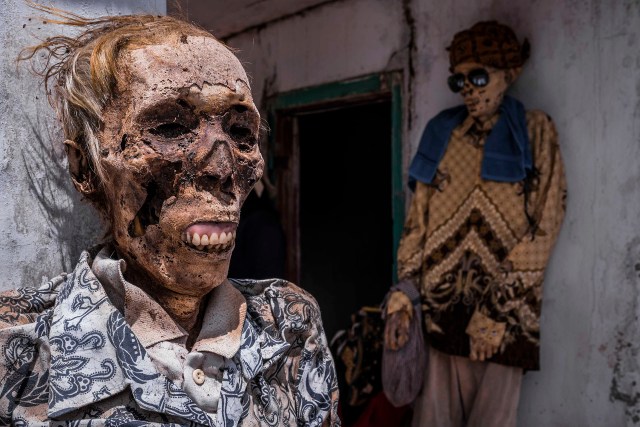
[185,231,236,247]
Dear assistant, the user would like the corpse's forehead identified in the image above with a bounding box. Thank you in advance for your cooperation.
[452,61,487,73]
[125,36,255,116]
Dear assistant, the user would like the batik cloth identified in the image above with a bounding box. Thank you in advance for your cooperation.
[0,249,340,426]
[397,110,566,370]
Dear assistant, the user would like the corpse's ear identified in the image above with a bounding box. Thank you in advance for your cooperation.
[64,139,96,196]
[505,67,523,85]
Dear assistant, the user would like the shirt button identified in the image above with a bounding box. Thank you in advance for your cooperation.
[192,368,205,385]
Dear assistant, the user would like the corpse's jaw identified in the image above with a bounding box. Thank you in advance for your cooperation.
[124,182,241,258]
[123,160,244,257]
[463,96,481,115]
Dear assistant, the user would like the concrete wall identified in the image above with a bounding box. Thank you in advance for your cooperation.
[0,0,166,290]
[222,0,640,425]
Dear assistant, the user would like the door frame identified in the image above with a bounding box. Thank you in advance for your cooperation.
[265,72,405,283]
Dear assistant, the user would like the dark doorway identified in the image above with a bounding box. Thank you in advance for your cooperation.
[297,101,392,340]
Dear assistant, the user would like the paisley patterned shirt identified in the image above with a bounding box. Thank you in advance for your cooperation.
[397,110,566,370]
[0,250,340,426]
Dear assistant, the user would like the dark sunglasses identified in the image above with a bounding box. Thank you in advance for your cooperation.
[447,68,490,93]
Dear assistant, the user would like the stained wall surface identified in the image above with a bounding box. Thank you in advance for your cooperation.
[0,0,166,290]
[217,0,640,425]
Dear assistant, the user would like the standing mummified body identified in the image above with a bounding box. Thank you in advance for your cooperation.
[384,21,566,427]
[0,4,339,426]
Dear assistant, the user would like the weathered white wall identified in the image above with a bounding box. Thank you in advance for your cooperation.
[226,0,405,107]
[0,0,166,290]
[223,0,640,425]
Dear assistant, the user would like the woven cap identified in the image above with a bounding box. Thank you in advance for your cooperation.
[447,21,530,70]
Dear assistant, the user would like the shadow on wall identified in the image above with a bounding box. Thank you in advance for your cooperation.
[19,105,103,275]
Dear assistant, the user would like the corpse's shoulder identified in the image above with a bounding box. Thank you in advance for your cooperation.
[525,109,556,132]
[229,277,318,303]
[525,109,560,151]
[229,278,325,336]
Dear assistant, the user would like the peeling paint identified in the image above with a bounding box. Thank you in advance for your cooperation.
[609,237,640,424]
[401,0,416,129]
[610,331,640,424]
[221,0,346,41]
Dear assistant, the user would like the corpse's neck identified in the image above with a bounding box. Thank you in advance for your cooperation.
[472,111,500,131]
[122,264,211,349]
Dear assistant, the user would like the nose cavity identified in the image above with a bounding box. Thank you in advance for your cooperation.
[195,140,236,200]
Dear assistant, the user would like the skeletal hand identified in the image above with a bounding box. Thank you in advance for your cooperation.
[469,336,500,361]
[384,291,413,350]
[466,310,506,361]
[384,309,412,350]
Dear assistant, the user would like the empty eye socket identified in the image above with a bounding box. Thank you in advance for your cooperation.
[148,123,192,138]
[224,106,258,152]
[229,124,257,152]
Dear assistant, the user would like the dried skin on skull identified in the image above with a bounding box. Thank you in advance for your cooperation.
[96,35,264,300]
[453,62,518,123]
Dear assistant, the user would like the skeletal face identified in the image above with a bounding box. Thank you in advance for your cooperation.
[453,62,517,122]
[97,36,263,297]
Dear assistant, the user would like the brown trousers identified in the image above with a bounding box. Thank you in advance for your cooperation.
[411,346,523,427]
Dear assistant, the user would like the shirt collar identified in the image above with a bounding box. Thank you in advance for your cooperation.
[91,246,246,356]
[455,114,476,137]
[92,247,187,347]
[455,113,501,139]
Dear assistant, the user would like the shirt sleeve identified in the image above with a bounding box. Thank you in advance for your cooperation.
[396,181,432,287]
[472,112,567,344]
[0,276,63,424]
[295,330,341,427]
[0,274,63,329]
[292,290,341,427]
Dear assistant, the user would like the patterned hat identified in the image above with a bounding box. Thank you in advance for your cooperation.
[447,21,530,70]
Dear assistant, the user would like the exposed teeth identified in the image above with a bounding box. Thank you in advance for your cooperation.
[209,233,219,245]
[182,229,236,252]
